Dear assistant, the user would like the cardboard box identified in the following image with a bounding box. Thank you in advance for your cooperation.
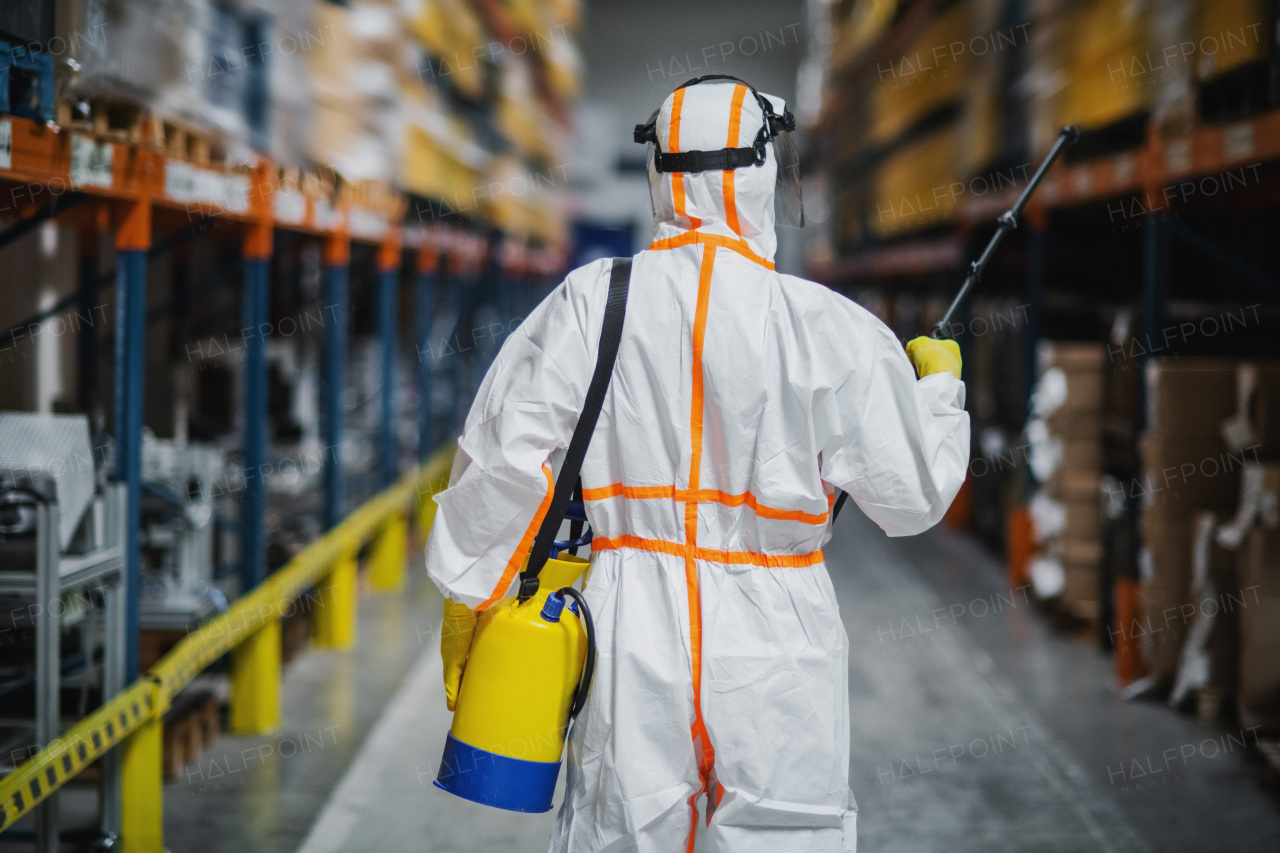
[1139,429,1243,511]
[1062,556,1101,619]
[1054,468,1101,501]
[1239,366,1280,459]
[1208,537,1240,699]
[1064,498,1100,542]
[1040,341,1107,373]
[1046,409,1104,441]
[1061,437,1102,473]
[1139,509,1196,684]
[1062,536,1101,566]
[1144,360,1240,437]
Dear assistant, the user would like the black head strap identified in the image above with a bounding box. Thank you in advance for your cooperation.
[632,74,795,175]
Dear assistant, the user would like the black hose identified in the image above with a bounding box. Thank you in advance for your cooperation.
[555,586,596,719]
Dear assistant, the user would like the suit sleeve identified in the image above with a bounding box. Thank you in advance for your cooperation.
[813,300,970,538]
[424,261,607,608]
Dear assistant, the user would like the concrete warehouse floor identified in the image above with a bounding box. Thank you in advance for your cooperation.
[38,507,1280,853]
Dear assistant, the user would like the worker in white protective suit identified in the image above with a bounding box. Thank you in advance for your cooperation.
[426,75,970,853]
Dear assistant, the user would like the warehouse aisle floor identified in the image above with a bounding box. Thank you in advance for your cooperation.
[152,513,1280,853]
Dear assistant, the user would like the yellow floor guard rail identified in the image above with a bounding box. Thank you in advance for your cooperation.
[0,448,455,850]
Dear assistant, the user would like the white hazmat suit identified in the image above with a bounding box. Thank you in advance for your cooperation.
[426,80,970,853]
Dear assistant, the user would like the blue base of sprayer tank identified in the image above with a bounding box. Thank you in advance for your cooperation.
[434,732,561,813]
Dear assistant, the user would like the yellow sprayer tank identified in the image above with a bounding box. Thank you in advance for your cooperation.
[434,554,592,812]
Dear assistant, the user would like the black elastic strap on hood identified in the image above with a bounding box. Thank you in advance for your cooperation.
[643,142,761,174]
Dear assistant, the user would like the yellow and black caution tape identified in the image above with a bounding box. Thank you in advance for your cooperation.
[0,680,158,833]
[0,449,455,835]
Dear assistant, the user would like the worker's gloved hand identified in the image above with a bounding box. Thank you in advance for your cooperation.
[905,337,962,380]
[440,599,478,711]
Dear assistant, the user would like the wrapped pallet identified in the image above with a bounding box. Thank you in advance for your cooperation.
[1138,360,1280,686]
[1139,360,1239,684]
[59,0,271,150]
[1027,342,1106,619]
[307,0,403,184]
[1237,473,1280,733]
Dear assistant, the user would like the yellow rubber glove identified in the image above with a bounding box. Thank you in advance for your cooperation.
[440,599,478,711]
[905,336,962,380]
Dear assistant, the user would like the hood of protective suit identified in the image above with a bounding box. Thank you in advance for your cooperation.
[648,81,780,262]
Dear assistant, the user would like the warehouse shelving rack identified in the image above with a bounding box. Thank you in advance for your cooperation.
[0,107,564,850]
[814,0,1280,687]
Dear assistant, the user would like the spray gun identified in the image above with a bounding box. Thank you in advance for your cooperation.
[832,127,1078,526]
[931,125,1079,339]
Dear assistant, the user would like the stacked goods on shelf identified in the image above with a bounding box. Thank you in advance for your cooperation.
[866,1,970,240]
[485,155,568,246]
[827,0,897,72]
[400,0,580,243]
[266,0,317,167]
[0,2,57,122]
[501,0,582,103]
[820,0,1031,251]
[1192,0,1276,123]
[870,125,960,239]
[308,0,403,184]
[865,2,970,148]
[56,0,270,154]
[1144,0,1273,134]
[1026,342,1106,620]
[1148,0,1197,138]
[1026,0,1154,158]
[408,0,490,100]
[1138,361,1240,687]
[497,55,555,162]
[1164,362,1280,722]
[1137,361,1280,690]
[1234,466,1280,731]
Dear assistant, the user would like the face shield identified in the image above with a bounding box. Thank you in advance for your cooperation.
[760,92,804,229]
[635,75,804,228]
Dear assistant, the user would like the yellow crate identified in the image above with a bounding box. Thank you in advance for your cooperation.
[830,0,900,71]
[869,1,972,144]
[1194,0,1269,81]
[1056,0,1155,131]
[870,124,961,238]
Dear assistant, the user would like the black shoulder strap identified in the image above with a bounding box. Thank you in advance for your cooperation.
[519,257,631,599]
[832,490,849,523]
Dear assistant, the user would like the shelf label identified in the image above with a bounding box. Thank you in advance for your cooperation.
[192,169,223,206]
[165,161,195,201]
[1165,140,1191,175]
[0,120,11,170]
[1114,155,1134,186]
[274,188,306,224]
[349,207,387,240]
[1073,169,1092,195]
[223,175,249,213]
[70,136,113,188]
[314,197,335,230]
[1223,123,1253,161]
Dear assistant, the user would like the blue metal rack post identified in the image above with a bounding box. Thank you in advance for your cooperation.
[113,199,149,683]
[377,245,399,487]
[415,248,437,461]
[323,235,350,528]
[241,256,270,588]
[446,253,466,435]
